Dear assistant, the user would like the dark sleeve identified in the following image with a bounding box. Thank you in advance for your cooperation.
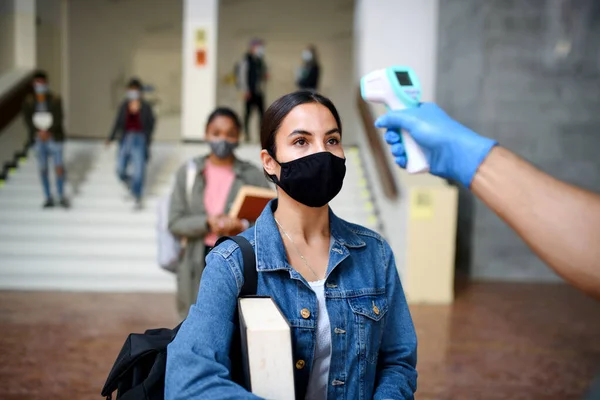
[54,96,65,139]
[146,102,156,138]
[21,98,36,143]
[108,102,126,142]
[299,65,319,89]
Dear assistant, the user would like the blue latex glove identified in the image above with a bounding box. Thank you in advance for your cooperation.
[374,103,497,188]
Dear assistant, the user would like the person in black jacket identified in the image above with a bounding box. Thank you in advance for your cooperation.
[239,39,268,142]
[296,45,320,91]
[106,78,155,209]
[22,70,69,208]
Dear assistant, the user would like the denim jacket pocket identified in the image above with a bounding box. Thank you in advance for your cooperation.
[348,293,388,364]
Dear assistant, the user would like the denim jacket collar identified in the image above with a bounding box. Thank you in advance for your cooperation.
[254,199,366,273]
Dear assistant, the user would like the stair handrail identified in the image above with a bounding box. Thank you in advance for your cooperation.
[0,71,36,181]
[356,87,399,200]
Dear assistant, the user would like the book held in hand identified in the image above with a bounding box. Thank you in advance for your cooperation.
[229,185,276,221]
[238,297,295,399]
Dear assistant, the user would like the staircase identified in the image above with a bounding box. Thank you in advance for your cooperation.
[0,140,379,292]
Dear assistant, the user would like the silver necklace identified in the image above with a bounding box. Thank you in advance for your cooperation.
[274,217,323,281]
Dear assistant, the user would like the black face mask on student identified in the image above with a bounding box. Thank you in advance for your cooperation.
[269,151,346,208]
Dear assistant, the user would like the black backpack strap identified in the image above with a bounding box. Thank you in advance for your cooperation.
[214,236,257,297]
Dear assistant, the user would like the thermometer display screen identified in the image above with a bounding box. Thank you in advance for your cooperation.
[395,71,412,86]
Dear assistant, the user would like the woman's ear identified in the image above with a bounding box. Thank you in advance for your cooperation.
[260,149,278,177]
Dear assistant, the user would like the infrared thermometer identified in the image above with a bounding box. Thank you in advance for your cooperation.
[360,66,430,174]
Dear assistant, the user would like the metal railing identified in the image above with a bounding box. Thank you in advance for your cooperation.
[0,71,35,182]
[356,87,399,200]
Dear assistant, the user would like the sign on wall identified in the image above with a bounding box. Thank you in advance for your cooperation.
[195,28,207,67]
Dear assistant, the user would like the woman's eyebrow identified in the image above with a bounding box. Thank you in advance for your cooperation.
[289,128,340,137]
[289,129,313,137]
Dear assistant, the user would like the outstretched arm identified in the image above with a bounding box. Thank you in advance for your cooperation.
[471,146,600,299]
[376,103,600,300]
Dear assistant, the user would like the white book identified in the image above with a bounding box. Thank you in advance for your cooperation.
[238,297,296,399]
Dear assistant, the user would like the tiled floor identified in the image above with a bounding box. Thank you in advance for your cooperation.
[0,283,599,399]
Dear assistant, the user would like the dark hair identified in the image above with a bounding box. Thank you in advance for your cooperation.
[206,107,242,131]
[261,90,342,159]
[33,70,48,82]
[127,78,143,90]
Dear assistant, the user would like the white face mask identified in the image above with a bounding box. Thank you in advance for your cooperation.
[34,83,49,94]
[255,46,265,57]
[302,50,313,62]
[126,90,140,100]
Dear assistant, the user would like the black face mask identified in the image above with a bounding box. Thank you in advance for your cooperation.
[269,151,346,208]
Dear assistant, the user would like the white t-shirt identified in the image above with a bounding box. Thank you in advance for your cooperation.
[305,279,332,400]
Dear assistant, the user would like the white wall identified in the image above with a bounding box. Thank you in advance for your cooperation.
[67,0,183,140]
[216,0,357,144]
[354,0,438,102]
[181,0,218,140]
[13,0,36,69]
[0,0,16,77]
[0,0,36,77]
[353,0,440,283]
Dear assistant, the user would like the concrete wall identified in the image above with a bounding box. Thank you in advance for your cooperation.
[0,0,16,77]
[437,0,600,281]
[216,0,356,143]
[36,0,62,97]
[66,0,183,140]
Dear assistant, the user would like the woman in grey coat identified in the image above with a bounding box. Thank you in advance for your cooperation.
[168,108,270,318]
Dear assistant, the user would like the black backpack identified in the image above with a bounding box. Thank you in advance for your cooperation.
[101,236,257,400]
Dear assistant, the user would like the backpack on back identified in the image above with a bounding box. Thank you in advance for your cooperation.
[101,235,258,400]
[156,160,197,272]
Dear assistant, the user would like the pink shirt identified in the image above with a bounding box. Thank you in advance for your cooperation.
[203,160,236,246]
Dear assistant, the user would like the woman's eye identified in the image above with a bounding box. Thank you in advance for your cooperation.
[294,138,307,146]
[327,138,340,145]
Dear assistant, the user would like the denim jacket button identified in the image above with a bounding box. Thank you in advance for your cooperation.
[373,301,380,315]
[295,359,305,369]
[300,308,311,319]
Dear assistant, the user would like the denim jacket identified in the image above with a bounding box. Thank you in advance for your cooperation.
[165,200,418,400]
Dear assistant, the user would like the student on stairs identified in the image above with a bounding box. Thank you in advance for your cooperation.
[166,91,418,399]
[21,70,70,208]
[106,78,155,210]
[168,107,270,319]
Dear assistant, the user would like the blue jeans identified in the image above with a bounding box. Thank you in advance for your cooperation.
[117,132,147,200]
[35,138,65,200]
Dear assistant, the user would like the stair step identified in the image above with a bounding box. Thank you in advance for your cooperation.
[0,224,155,240]
[0,209,157,226]
[0,240,156,258]
[0,141,382,292]
[0,194,162,209]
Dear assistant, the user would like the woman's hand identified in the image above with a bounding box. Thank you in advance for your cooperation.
[208,216,246,236]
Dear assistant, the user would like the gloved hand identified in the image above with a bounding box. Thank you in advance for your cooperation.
[374,103,497,188]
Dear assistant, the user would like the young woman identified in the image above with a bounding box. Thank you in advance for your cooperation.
[168,107,270,319]
[166,92,418,399]
[106,78,155,210]
[296,45,320,91]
